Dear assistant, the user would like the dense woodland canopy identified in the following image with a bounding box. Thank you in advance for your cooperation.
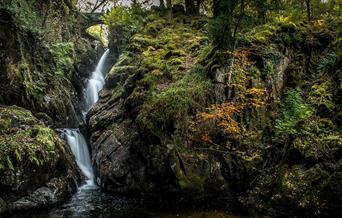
[0,0,341,216]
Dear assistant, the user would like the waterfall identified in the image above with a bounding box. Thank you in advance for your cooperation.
[85,49,110,111]
[63,50,110,188]
[65,129,94,187]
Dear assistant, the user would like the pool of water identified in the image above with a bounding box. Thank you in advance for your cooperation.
[10,186,240,218]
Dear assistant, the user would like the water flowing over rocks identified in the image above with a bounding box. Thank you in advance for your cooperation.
[0,106,82,214]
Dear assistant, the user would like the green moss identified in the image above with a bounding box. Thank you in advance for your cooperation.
[132,34,158,48]
[0,106,58,172]
[109,66,137,75]
[104,13,211,139]
[179,179,191,189]
[86,25,109,47]
[3,0,39,32]
[0,118,12,134]
[137,64,211,137]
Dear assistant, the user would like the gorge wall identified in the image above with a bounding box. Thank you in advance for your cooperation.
[89,11,342,216]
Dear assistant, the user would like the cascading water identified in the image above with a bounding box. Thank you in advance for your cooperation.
[63,49,110,189]
[85,49,110,112]
[28,49,239,218]
[65,129,94,187]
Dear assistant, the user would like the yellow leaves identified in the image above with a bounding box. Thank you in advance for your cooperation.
[193,87,265,142]
[198,102,241,135]
[191,46,266,144]
[245,87,265,97]
[199,102,240,120]
[244,88,266,108]
[217,119,240,135]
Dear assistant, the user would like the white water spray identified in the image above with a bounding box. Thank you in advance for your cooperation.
[65,129,94,187]
[63,50,110,189]
[85,49,110,111]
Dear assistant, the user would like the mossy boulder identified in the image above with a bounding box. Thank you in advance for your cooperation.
[0,105,81,214]
[86,25,109,47]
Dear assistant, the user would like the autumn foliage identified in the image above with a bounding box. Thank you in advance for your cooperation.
[192,49,266,143]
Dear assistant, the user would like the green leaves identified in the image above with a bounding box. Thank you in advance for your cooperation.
[102,6,143,33]
[308,82,335,111]
[276,88,313,136]
[47,42,75,72]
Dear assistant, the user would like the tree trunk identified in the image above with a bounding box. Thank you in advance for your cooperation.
[305,0,311,21]
[159,0,165,9]
[195,0,204,14]
[166,0,172,19]
[212,0,238,50]
[185,0,196,14]
[256,0,266,24]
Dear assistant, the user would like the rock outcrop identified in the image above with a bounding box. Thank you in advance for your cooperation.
[0,106,82,214]
[88,12,342,216]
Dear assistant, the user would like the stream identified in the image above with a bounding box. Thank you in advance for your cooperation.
[11,51,240,218]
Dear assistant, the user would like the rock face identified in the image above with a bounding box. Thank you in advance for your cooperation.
[87,14,289,204]
[0,106,82,214]
[89,13,342,216]
[87,15,235,204]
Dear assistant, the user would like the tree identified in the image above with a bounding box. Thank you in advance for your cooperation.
[255,0,267,24]
[166,0,172,19]
[185,0,197,14]
[209,0,241,49]
[305,0,312,21]
[159,0,166,9]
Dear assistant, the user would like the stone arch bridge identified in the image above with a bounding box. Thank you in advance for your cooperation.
[79,12,104,29]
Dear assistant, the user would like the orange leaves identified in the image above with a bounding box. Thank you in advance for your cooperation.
[200,133,213,144]
[197,102,241,135]
[191,47,266,144]
[245,87,265,97]
[243,88,266,108]
[193,87,265,143]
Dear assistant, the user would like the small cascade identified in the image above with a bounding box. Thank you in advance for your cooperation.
[85,49,110,111]
[63,50,110,189]
[65,129,94,187]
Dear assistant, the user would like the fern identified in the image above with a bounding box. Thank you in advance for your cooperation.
[276,88,313,137]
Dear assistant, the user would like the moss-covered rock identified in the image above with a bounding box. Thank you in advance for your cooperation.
[86,25,109,47]
[244,18,342,217]
[89,9,341,216]
[0,105,81,215]
[88,13,231,204]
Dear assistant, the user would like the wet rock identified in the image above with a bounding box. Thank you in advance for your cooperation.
[0,106,81,215]
[8,187,57,212]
